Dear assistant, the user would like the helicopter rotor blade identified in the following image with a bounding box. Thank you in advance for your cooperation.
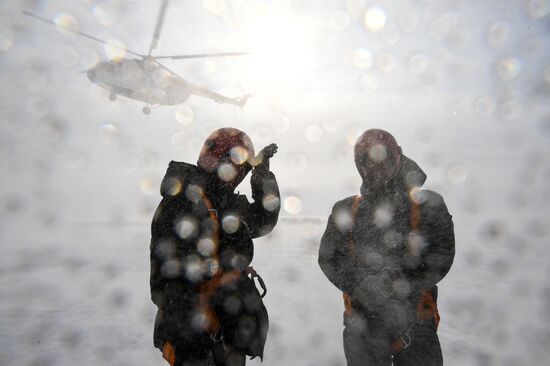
[148,0,169,56]
[22,10,144,58]
[154,52,251,60]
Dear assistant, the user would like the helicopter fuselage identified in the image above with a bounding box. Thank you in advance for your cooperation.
[86,58,191,105]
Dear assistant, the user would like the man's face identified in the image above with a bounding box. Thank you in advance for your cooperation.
[215,146,251,190]
[356,143,400,188]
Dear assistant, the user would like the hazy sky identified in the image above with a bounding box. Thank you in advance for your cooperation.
[0,0,549,222]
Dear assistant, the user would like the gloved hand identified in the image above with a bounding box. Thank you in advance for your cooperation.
[253,143,278,174]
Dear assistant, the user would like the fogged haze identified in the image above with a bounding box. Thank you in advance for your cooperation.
[1,0,549,365]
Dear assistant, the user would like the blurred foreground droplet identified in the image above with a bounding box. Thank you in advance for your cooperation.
[272,116,291,134]
[104,39,126,61]
[475,95,495,116]
[93,4,115,26]
[305,124,323,142]
[364,7,386,32]
[54,13,79,34]
[352,48,373,70]
[376,52,396,72]
[447,165,468,185]
[497,58,521,81]
[527,0,550,18]
[409,54,430,74]
[360,74,378,92]
[284,196,302,215]
[398,11,418,33]
[331,11,351,31]
[175,106,194,126]
[99,123,120,141]
[140,178,157,195]
[0,24,14,51]
[289,154,309,171]
[488,22,509,48]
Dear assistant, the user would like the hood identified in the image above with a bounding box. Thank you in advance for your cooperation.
[197,128,255,190]
[398,154,427,188]
[359,153,427,197]
[160,161,203,197]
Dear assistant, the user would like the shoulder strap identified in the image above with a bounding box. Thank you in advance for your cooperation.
[345,195,363,255]
[409,195,421,232]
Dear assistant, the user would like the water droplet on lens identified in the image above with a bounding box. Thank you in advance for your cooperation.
[222,215,240,234]
[289,154,309,171]
[497,58,521,81]
[273,115,291,133]
[305,124,323,142]
[475,95,495,116]
[175,217,198,239]
[217,163,237,182]
[364,7,386,32]
[198,238,216,256]
[376,52,396,73]
[488,22,510,47]
[351,48,373,70]
[0,24,14,51]
[140,178,157,195]
[398,12,419,33]
[175,106,194,126]
[229,146,248,165]
[331,11,351,31]
[99,123,119,141]
[447,165,468,184]
[409,54,430,74]
[284,196,302,215]
[527,0,550,19]
[381,25,400,45]
[360,74,378,92]
[262,194,280,211]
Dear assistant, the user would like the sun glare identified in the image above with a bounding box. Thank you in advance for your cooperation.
[238,11,318,92]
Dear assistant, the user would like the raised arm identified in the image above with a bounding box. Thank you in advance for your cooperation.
[248,143,280,238]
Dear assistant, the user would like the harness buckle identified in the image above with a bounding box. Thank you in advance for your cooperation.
[399,332,412,349]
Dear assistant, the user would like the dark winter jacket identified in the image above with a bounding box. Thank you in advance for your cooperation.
[150,160,279,349]
[318,155,454,333]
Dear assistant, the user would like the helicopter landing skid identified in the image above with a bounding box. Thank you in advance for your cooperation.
[142,104,159,115]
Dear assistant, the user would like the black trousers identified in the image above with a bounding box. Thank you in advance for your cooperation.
[171,344,246,366]
[343,313,443,366]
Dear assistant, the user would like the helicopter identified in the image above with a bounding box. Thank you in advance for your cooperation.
[23,0,250,114]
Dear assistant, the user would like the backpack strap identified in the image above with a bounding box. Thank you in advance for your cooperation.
[409,196,421,232]
[344,195,363,256]
[343,195,362,315]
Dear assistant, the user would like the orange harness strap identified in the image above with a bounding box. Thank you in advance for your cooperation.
[343,195,363,315]
[198,269,242,335]
[162,341,176,366]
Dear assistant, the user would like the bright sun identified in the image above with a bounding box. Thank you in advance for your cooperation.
[234,6,320,94]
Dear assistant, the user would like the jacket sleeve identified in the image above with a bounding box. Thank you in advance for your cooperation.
[318,199,357,294]
[248,168,280,238]
[150,194,199,308]
[405,191,455,291]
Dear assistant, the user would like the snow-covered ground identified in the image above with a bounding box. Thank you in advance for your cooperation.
[1,213,548,366]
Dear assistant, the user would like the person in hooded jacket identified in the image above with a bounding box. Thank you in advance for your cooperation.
[318,129,455,366]
[150,128,280,366]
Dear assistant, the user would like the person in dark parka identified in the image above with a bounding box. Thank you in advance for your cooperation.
[318,129,455,366]
[151,128,280,366]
